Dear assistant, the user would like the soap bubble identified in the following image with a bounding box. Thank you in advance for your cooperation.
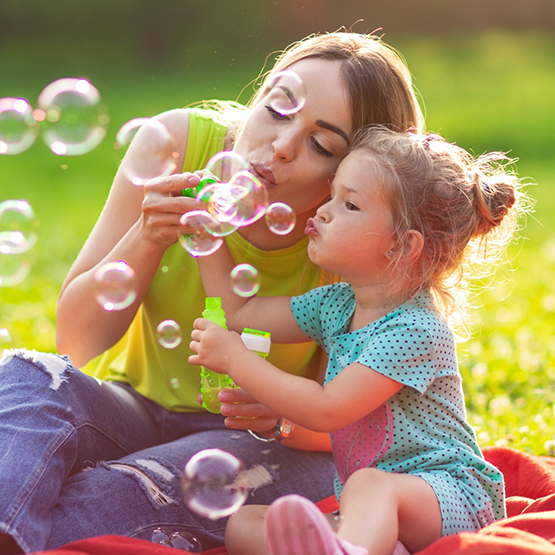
[193,182,239,237]
[37,78,108,156]
[225,171,268,227]
[0,328,15,367]
[205,150,249,184]
[116,118,180,185]
[150,527,202,552]
[0,328,14,349]
[179,211,223,257]
[156,319,183,349]
[93,261,138,311]
[170,377,180,389]
[168,531,202,552]
[118,118,180,186]
[0,253,32,287]
[266,70,306,116]
[114,117,150,149]
[181,449,248,520]
[0,97,38,154]
[202,182,239,223]
[265,202,296,235]
[0,200,39,254]
[230,263,260,297]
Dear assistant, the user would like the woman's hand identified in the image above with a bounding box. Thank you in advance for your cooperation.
[196,389,281,432]
[139,171,203,247]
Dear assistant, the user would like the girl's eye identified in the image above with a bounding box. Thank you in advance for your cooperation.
[265,105,289,121]
[346,201,359,211]
[311,138,334,158]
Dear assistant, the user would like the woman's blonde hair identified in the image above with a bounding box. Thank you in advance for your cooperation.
[351,126,531,318]
[197,32,423,150]
[250,32,424,134]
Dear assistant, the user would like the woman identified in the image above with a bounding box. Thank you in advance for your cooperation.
[0,32,423,553]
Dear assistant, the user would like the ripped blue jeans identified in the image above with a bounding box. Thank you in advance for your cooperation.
[0,350,335,553]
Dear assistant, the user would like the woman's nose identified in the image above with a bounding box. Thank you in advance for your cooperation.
[272,128,299,161]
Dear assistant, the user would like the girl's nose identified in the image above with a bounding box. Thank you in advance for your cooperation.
[315,200,331,222]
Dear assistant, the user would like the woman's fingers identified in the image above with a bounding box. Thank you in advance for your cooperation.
[145,171,201,197]
[224,415,278,432]
[139,172,207,245]
[216,388,280,431]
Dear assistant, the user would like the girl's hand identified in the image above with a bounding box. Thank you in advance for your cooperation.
[139,171,203,247]
[189,318,245,374]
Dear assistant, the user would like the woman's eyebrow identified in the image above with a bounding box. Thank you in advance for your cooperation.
[315,119,350,146]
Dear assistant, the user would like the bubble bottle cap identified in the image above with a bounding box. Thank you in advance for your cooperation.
[241,328,271,356]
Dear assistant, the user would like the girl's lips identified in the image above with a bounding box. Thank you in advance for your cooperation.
[305,217,319,236]
[250,163,276,188]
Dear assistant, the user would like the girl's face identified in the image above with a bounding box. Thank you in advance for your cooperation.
[234,58,352,223]
[305,150,395,285]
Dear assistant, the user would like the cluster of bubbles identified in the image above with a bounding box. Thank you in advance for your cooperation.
[177,150,296,253]
[0,78,109,156]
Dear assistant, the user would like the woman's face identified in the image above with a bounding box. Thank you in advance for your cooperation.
[234,58,352,221]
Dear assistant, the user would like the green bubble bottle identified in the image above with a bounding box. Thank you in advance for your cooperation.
[182,173,218,200]
[200,297,234,413]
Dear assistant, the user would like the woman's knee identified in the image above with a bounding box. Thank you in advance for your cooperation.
[0,349,77,392]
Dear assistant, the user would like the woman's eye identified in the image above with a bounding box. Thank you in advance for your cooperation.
[265,105,289,121]
[311,138,334,158]
[346,201,359,211]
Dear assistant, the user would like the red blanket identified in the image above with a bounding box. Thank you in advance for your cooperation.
[36,446,555,555]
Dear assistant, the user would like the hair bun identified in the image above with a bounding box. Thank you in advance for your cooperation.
[471,161,517,237]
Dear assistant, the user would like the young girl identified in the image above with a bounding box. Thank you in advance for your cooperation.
[189,126,528,555]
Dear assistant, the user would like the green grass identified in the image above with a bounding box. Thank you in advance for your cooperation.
[1,29,555,454]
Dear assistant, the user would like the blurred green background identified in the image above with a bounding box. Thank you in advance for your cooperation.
[1,1,555,453]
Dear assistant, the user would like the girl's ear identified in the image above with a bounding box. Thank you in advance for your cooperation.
[403,230,424,265]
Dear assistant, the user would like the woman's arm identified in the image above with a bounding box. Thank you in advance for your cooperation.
[56,109,201,366]
[190,320,403,433]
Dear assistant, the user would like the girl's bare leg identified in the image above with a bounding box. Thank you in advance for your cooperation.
[225,505,271,555]
[338,468,442,555]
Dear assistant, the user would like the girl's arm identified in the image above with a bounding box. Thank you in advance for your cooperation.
[190,320,403,432]
[196,237,309,344]
[219,347,333,451]
[56,109,202,366]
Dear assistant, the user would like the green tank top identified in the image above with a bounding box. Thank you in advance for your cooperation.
[83,107,327,411]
